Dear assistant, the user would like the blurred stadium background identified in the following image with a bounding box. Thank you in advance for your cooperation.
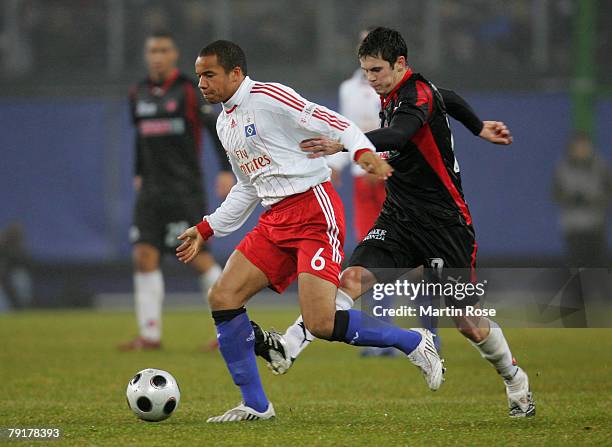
[1,0,611,310]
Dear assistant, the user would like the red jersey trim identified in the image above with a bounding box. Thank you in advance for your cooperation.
[353,148,372,162]
[224,105,238,114]
[251,89,304,113]
[253,83,305,107]
[312,111,348,131]
[413,124,473,226]
[470,241,478,282]
[314,108,350,128]
[183,82,201,153]
[415,80,433,116]
[148,68,180,95]
[381,68,413,109]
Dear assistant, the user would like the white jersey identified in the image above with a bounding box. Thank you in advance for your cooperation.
[327,69,381,177]
[205,76,375,237]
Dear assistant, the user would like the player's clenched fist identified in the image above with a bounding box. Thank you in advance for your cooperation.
[479,121,513,145]
[355,151,393,180]
[176,222,211,263]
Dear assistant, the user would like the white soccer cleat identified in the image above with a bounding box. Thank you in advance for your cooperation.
[206,402,276,423]
[267,348,293,375]
[406,328,445,391]
[505,367,536,418]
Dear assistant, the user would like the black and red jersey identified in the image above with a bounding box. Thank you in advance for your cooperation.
[129,69,230,197]
[375,69,473,227]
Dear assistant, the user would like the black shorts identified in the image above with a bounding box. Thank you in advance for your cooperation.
[131,193,207,253]
[348,212,479,307]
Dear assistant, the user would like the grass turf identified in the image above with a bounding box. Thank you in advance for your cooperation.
[1,308,611,446]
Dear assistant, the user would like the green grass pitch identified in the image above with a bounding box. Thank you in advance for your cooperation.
[1,308,611,446]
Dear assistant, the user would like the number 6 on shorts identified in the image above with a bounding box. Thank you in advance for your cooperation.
[310,247,326,271]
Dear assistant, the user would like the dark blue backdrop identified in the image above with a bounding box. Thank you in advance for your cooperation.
[1,94,610,261]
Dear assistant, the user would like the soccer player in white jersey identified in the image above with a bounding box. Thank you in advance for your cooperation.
[175,40,444,423]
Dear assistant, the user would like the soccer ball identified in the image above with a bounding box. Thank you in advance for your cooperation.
[126,368,180,422]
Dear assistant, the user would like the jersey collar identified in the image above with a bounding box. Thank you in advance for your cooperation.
[381,68,413,109]
[223,76,254,113]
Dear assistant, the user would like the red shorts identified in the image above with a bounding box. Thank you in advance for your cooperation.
[353,175,386,241]
[236,182,345,293]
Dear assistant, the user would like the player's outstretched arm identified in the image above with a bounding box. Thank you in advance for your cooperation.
[299,138,392,180]
[201,155,260,239]
[176,168,255,264]
[438,88,483,136]
[439,88,512,145]
[299,138,343,157]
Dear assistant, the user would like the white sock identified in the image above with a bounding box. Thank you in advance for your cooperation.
[134,270,164,341]
[335,289,355,311]
[284,289,355,359]
[284,315,313,360]
[470,319,518,381]
[200,263,222,302]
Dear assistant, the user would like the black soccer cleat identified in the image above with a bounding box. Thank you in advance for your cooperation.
[251,320,293,375]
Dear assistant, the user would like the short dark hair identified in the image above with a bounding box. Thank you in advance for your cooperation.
[199,40,248,75]
[147,29,175,41]
[358,27,407,67]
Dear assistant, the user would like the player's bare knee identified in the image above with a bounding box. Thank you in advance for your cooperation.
[454,314,489,343]
[207,282,226,309]
[339,267,363,296]
[340,266,377,298]
[456,324,484,343]
[133,245,159,272]
[207,280,244,310]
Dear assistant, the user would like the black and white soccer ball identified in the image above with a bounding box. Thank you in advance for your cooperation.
[126,368,180,422]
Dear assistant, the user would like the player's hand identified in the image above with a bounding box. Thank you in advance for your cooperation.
[300,137,344,158]
[479,121,513,145]
[216,171,235,198]
[176,226,204,264]
[356,151,393,180]
[133,176,142,192]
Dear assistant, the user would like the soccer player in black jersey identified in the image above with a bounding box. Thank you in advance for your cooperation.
[119,31,233,351]
[254,27,535,418]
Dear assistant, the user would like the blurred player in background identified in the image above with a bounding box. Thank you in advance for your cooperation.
[0,223,32,310]
[119,31,234,351]
[552,132,612,268]
[256,27,535,418]
[176,40,445,422]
